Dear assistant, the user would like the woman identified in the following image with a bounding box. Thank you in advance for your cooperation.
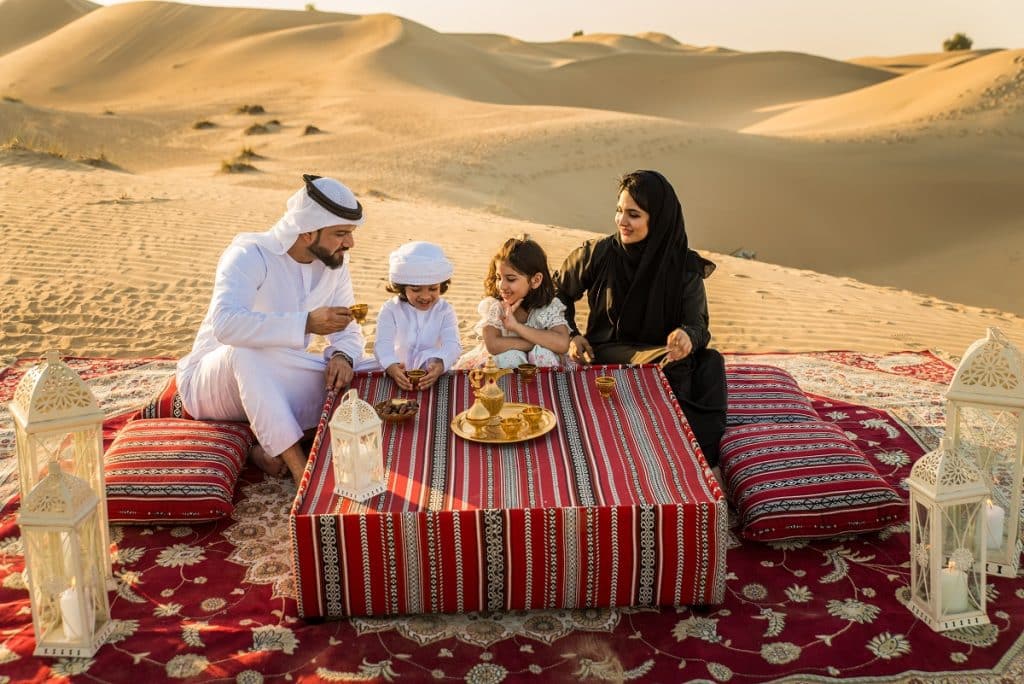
[554,170,727,467]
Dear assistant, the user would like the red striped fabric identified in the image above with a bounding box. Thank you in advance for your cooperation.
[290,365,726,618]
[721,421,904,542]
[104,418,253,523]
[725,364,819,426]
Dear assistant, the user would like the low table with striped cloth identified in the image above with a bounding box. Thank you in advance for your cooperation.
[289,364,726,618]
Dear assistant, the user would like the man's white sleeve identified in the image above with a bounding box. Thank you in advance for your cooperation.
[210,245,307,349]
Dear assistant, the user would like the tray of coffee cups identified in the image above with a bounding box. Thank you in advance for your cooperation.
[451,402,556,444]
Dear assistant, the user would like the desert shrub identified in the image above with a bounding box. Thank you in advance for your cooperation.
[221,160,258,173]
[305,2,316,10]
[235,104,265,114]
[244,123,269,135]
[302,125,321,135]
[266,119,281,126]
[192,120,216,129]
[237,146,263,159]
[572,30,584,38]
[2,95,21,103]
[943,32,973,51]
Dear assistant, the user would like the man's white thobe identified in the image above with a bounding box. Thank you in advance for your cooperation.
[373,297,461,371]
[177,238,365,457]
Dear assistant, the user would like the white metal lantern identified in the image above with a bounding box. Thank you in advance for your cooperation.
[907,437,990,632]
[945,327,1024,577]
[9,351,112,580]
[19,461,114,657]
[329,389,386,501]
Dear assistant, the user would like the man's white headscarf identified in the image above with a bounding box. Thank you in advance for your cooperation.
[233,175,364,255]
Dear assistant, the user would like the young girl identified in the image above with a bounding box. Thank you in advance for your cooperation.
[374,241,462,391]
[455,236,570,369]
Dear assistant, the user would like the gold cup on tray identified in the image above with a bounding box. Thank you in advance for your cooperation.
[406,369,426,390]
[521,406,544,431]
[595,375,617,399]
[499,416,524,440]
[349,303,368,324]
[517,363,538,383]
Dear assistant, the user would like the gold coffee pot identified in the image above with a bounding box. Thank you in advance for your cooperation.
[470,356,512,387]
[469,357,511,420]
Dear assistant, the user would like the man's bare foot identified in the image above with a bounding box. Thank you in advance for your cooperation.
[280,442,309,488]
[249,444,287,478]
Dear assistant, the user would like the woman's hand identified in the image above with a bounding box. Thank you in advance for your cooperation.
[386,362,413,391]
[568,334,594,363]
[666,328,693,362]
[419,359,445,389]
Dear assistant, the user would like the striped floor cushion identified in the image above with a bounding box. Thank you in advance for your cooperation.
[725,364,819,426]
[129,374,193,421]
[104,419,253,523]
[721,421,904,541]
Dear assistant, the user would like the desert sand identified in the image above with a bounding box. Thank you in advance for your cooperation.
[1,0,1023,367]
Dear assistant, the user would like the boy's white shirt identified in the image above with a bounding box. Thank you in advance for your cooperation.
[374,297,462,371]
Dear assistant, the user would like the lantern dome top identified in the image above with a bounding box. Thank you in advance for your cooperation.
[19,461,98,525]
[329,388,381,431]
[947,328,1024,407]
[9,351,103,428]
[909,438,988,498]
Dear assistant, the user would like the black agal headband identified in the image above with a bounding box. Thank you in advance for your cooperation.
[302,174,363,221]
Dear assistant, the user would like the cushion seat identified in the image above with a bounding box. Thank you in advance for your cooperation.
[720,420,904,541]
[104,418,253,524]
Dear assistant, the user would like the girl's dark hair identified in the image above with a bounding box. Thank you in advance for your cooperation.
[483,236,555,311]
[385,280,451,302]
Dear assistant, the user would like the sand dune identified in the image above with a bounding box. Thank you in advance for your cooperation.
[0,0,1022,363]
[0,0,96,57]
[747,49,1024,136]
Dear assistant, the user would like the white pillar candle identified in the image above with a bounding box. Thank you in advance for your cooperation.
[985,499,1005,550]
[940,562,970,613]
[59,586,90,640]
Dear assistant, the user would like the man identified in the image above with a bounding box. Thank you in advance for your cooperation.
[177,175,366,485]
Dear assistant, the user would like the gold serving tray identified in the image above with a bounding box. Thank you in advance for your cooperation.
[451,402,557,444]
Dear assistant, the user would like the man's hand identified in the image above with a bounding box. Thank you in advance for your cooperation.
[326,353,354,391]
[386,362,413,391]
[568,334,594,363]
[665,328,693,362]
[307,306,353,335]
[419,359,445,389]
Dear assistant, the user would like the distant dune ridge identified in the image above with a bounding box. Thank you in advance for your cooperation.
[0,0,1022,363]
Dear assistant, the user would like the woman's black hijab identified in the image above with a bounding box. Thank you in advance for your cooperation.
[607,170,709,344]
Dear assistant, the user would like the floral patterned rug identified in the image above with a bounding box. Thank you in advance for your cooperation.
[1,351,1023,683]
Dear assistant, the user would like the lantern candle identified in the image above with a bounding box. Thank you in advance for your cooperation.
[940,561,970,613]
[60,584,92,640]
[985,499,1005,550]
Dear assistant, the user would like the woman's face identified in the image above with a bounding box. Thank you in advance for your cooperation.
[615,190,649,244]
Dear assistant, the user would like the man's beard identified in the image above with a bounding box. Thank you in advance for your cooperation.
[309,243,346,269]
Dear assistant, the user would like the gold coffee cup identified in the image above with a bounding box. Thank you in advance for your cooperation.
[517,363,538,382]
[595,375,617,399]
[499,417,524,439]
[349,303,368,324]
[406,369,426,389]
[521,406,544,431]
[464,414,491,438]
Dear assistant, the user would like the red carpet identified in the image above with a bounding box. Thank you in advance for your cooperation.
[1,352,1022,683]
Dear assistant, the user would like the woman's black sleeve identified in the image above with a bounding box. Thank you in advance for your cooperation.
[678,273,711,353]
[553,243,591,337]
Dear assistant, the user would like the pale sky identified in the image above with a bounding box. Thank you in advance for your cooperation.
[95,1,1020,60]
